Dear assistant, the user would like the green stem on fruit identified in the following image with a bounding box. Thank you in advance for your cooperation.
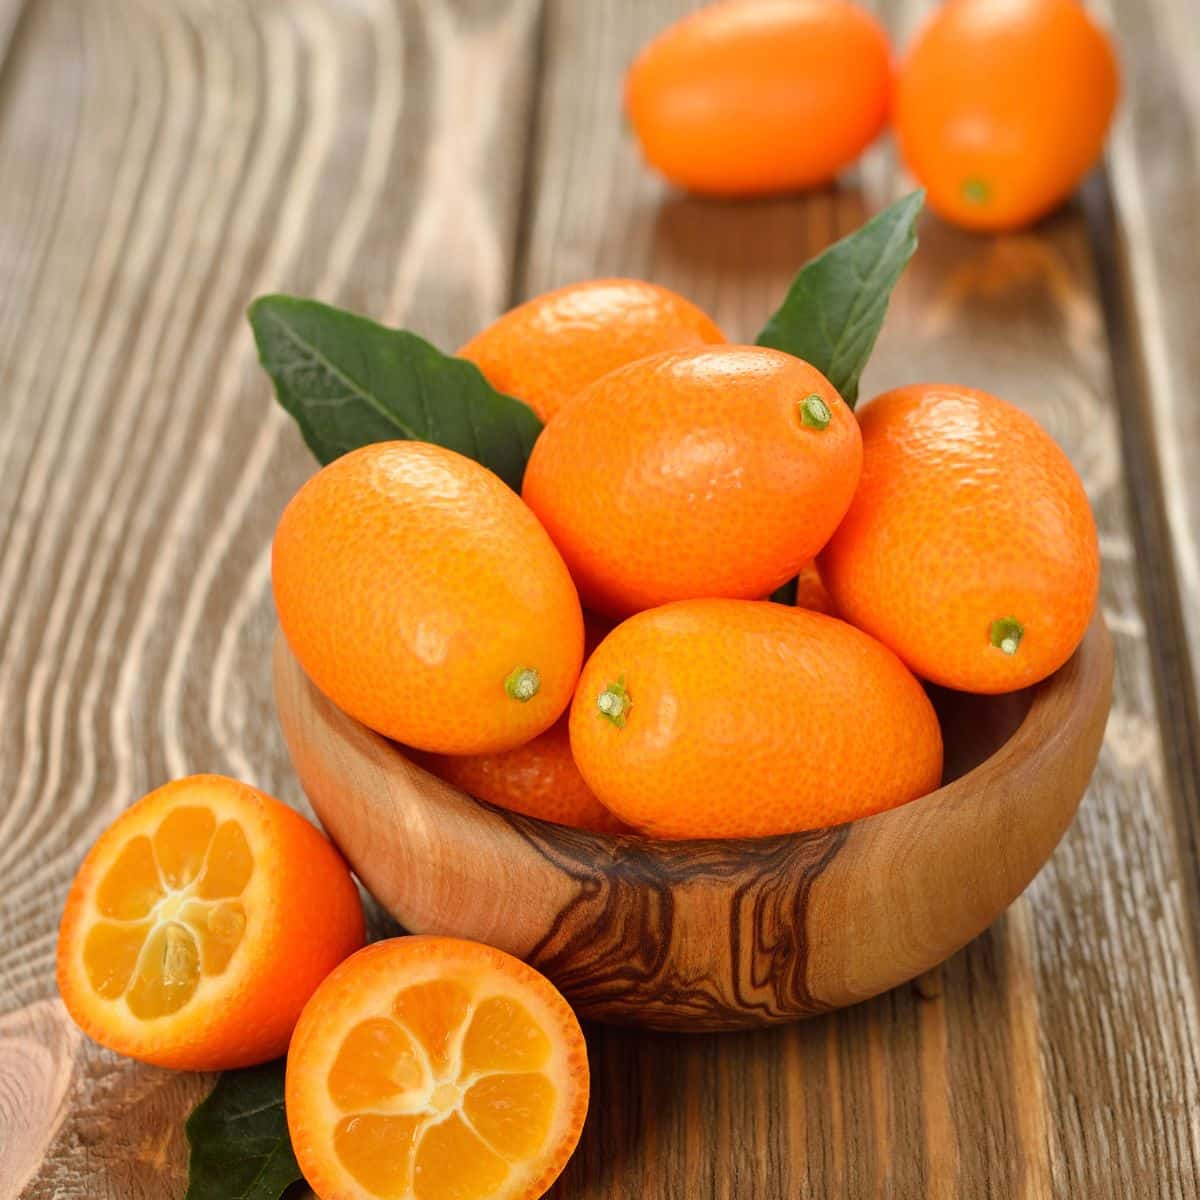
[504,667,540,702]
[962,177,991,205]
[799,394,831,430]
[989,617,1024,656]
[597,676,631,728]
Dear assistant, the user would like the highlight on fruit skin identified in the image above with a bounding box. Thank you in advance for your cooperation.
[522,344,862,617]
[569,599,943,839]
[272,440,584,756]
[625,0,893,197]
[285,936,590,1200]
[458,277,725,423]
[820,384,1100,693]
[56,774,365,1071]
[894,0,1120,231]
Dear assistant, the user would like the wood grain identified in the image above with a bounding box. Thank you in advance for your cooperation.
[1099,0,1200,688]
[274,616,1111,1028]
[0,0,539,1196]
[1091,0,1200,936]
[0,0,1198,1196]
[0,0,25,69]
[878,10,1200,1193]
[517,0,1200,1194]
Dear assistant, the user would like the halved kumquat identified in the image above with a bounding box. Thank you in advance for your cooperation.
[286,936,590,1200]
[56,774,364,1071]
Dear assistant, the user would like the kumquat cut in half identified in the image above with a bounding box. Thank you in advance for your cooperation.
[56,774,365,1071]
[286,937,590,1200]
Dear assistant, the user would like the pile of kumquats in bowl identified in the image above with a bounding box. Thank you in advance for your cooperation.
[54,2,1118,1198]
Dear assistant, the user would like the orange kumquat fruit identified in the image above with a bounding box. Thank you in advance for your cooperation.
[286,936,590,1200]
[459,278,724,424]
[273,442,584,755]
[57,774,364,1071]
[820,384,1100,692]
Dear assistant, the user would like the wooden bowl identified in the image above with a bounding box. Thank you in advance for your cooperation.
[273,612,1111,1032]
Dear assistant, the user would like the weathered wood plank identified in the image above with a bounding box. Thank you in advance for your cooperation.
[1094,0,1200,895]
[519,1,1200,1196]
[0,0,541,1196]
[0,0,26,69]
[1101,0,1200,666]
[867,197,1200,1199]
[4,0,1200,1198]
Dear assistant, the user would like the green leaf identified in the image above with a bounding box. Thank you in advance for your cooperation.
[249,295,543,490]
[756,191,924,409]
[185,1060,303,1200]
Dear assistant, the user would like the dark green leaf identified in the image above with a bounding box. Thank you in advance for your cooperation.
[185,1060,303,1200]
[249,295,543,489]
[756,191,924,409]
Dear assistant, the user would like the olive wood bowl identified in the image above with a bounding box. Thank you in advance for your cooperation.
[273,612,1111,1032]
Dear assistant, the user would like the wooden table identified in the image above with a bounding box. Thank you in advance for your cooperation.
[2,1,1198,1196]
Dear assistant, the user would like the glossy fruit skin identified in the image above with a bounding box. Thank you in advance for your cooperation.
[522,345,862,617]
[458,278,725,423]
[570,600,943,839]
[286,936,590,1200]
[273,442,584,755]
[56,775,364,1071]
[414,717,628,835]
[820,384,1100,693]
[625,0,892,196]
[895,0,1120,232]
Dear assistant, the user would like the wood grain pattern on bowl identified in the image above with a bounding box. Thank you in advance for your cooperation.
[273,612,1112,1031]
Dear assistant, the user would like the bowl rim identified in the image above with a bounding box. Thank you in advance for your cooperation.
[276,608,1112,857]
[274,610,1112,1023]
